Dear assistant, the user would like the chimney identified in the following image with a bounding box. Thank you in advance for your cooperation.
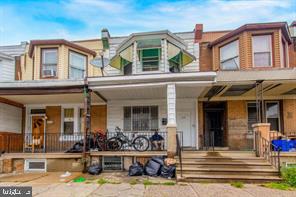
[101,28,110,50]
[194,24,203,42]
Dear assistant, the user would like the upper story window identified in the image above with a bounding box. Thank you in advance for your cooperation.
[220,40,239,70]
[41,48,57,78]
[281,39,288,68]
[252,35,272,67]
[137,39,161,72]
[69,51,86,79]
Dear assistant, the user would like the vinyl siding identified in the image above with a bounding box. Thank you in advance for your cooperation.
[0,58,15,81]
[0,103,22,133]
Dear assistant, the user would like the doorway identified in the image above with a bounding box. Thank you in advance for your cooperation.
[31,115,45,152]
[204,102,226,149]
[177,112,192,147]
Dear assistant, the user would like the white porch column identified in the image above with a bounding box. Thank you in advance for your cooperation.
[167,83,177,157]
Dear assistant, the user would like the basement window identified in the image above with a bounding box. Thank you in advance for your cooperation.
[102,156,123,171]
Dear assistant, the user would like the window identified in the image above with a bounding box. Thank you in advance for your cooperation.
[124,106,158,131]
[79,108,84,133]
[41,49,57,78]
[252,35,272,67]
[139,48,160,71]
[63,108,74,135]
[266,101,280,131]
[281,39,288,68]
[247,103,257,133]
[69,51,86,79]
[220,40,239,70]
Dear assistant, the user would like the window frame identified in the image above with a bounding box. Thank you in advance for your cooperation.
[252,34,273,68]
[61,106,84,135]
[40,48,58,79]
[219,39,240,70]
[138,48,161,72]
[68,50,87,79]
[281,38,289,68]
[123,106,159,132]
[265,101,281,132]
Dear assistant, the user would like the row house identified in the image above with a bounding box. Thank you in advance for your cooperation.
[0,21,295,181]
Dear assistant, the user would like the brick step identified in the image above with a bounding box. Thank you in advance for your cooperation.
[177,174,282,183]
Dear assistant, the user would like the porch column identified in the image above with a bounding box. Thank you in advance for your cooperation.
[167,83,177,157]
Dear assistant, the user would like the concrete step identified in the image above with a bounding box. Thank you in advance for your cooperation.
[177,174,282,183]
[180,151,256,158]
[179,161,271,166]
[177,157,266,162]
[176,167,279,176]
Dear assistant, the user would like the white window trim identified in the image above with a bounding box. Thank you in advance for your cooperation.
[252,35,273,67]
[219,40,240,70]
[265,101,281,132]
[69,51,87,79]
[24,159,47,172]
[60,105,84,141]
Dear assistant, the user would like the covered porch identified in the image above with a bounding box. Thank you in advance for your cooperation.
[198,69,296,150]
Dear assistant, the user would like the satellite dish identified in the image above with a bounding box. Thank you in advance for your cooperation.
[90,57,109,68]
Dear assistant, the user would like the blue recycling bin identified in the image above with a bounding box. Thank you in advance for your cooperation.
[272,140,290,152]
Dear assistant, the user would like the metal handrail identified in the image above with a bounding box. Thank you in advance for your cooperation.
[176,133,183,177]
[255,131,281,175]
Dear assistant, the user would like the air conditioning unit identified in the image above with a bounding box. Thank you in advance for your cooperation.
[43,69,56,77]
[24,159,47,172]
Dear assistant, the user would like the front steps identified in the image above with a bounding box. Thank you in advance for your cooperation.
[176,151,281,183]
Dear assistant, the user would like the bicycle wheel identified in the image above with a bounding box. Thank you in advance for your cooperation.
[132,136,149,152]
[107,137,122,151]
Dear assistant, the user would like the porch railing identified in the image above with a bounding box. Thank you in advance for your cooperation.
[254,131,281,175]
[176,132,183,177]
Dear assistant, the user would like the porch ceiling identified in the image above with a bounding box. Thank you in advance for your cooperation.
[1,93,104,105]
[202,80,296,101]
[93,84,207,101]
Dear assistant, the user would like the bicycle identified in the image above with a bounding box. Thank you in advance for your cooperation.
[107,127,150,152]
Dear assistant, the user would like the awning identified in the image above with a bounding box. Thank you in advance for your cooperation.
[168,43,195,67]
[109,45,133,70]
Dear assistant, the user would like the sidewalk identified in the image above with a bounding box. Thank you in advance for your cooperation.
[0,172,295,197]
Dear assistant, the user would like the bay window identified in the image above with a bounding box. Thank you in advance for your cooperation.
[124,106,158,131]
[41,48,57,78]
[252,35,272,67]
[69,51,86,79]
[220,40,239,70]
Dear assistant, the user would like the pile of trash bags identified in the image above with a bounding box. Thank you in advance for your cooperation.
[128,156,176,179]
[88,164,102,175]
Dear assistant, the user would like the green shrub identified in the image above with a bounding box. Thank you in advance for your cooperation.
[262,182,293,190]
[281,167,296,187]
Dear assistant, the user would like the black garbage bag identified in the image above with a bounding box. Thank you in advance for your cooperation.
[66,142,83,153]
[144,159,161,176]
[88,164,102,175]
[160,165,176,178]
[128,162,144,176]
[151,156,164,166]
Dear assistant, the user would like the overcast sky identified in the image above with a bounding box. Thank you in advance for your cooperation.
[0,0,295,45]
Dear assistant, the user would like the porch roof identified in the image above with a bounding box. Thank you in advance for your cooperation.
[201,69,296,101]
[88,72,216,100]
[0,80,104,105]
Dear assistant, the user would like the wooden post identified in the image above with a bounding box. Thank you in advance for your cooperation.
[83,78,91,172]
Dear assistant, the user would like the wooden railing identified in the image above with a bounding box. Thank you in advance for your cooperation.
[255,131,281,175]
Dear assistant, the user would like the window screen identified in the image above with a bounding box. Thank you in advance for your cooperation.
[139,48,160,71]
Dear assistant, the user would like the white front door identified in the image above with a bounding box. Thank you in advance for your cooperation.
[177,112,192,147]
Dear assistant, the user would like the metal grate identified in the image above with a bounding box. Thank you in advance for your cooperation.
[102,156,122,171]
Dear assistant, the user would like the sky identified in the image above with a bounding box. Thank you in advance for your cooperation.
[0,0,295,45]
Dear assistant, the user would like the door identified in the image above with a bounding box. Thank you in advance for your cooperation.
[31,116,45,151]
[177,112,192,147]
[205,111,224,147]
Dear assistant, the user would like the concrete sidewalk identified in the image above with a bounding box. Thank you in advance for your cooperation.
[0,172,295,197]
